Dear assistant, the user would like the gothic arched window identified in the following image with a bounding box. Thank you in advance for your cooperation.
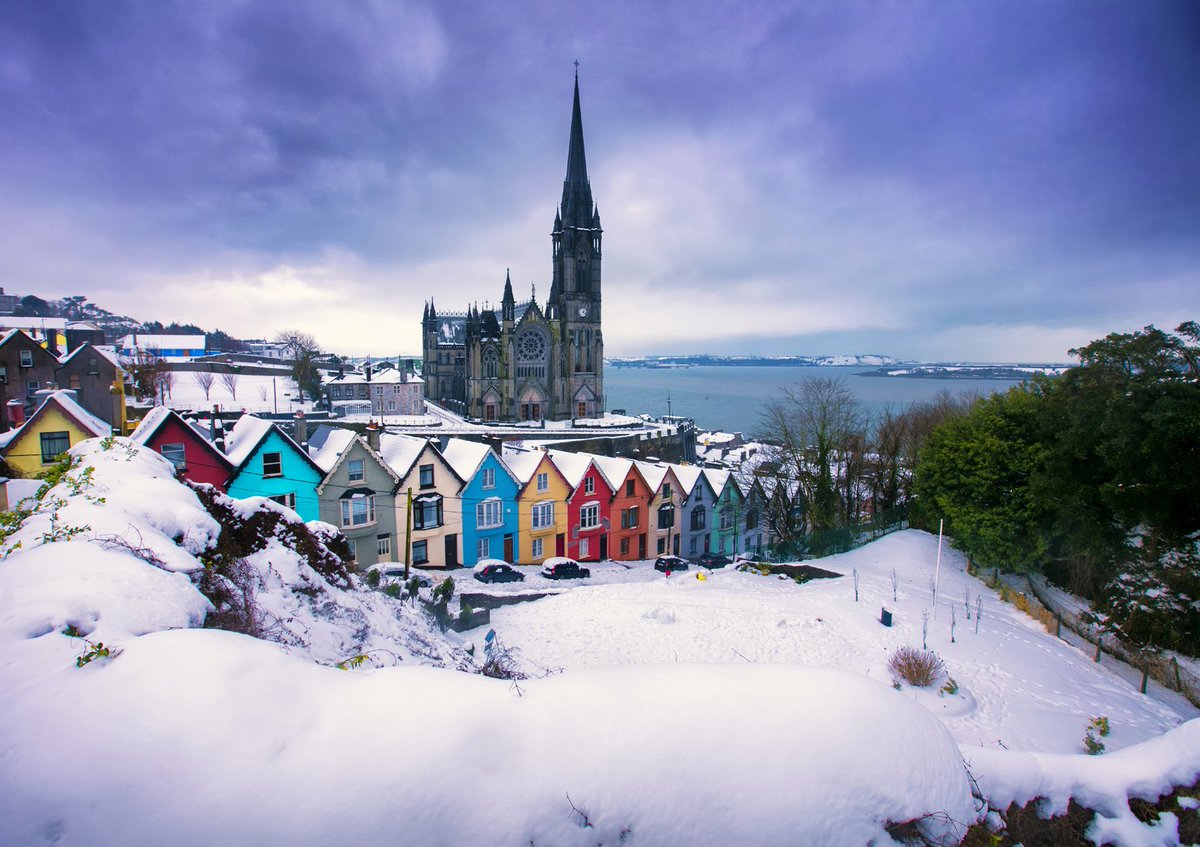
[482,347,498,378]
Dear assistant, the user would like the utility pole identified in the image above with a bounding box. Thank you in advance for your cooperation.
[403,488,413,580]
[272,377,278,414]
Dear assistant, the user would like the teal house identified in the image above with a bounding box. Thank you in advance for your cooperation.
[222,415,325,521]
[441,438,521,566]
[706,468,746,557]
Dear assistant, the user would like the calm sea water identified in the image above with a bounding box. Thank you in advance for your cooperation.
[603,365,1025,437]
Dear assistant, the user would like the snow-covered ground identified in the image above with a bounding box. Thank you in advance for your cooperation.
[464,533,1194,755]
[1,439,1198,846]
[139,371,314,414]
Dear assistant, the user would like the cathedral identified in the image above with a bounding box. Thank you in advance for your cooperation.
[421,73,604,422]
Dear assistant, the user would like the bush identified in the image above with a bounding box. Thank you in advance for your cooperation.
[888,646,946,687]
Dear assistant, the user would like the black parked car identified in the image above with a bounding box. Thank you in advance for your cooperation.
[540,558,591,580]
[696,552,732,569]
[654,555,690,573]
[473,562,525,583]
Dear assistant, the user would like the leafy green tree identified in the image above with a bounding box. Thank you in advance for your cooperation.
[913,384,1049,572]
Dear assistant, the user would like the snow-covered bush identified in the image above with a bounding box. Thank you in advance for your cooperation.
[1099,534,1200,655]
[888,645,946,687]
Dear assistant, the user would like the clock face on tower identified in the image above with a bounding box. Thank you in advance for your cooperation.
[577,305,588,318]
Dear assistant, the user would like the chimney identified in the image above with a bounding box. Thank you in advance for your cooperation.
[213,409,226,454]
[210,405,219,442]
[365,421,380,453]
[7,399,26,427]
[294,411,308,449]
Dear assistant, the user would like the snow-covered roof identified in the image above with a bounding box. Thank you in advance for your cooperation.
[634,460,668,492]
[222,416,275,468]
[547,450,593,489]
[671,464,704,496]
[376,433,428,479]
[59,343,123,371]
[503,450,546,484]
[0,317,68,331]
[439,438,493,482]
[590,454,633,491]
[128,406,174,446]
[45,390,112,438]
[309,428,357,473]
[702,468,732,497]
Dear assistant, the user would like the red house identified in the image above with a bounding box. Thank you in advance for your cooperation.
[130,406,234,491]
[549,450,614,562]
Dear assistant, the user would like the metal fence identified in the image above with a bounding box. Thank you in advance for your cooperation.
[995,571,1200,709]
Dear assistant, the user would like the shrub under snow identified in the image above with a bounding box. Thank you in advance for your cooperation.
[889,645,947,687]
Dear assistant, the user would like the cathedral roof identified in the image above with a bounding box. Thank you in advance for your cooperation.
[434,316,466,347]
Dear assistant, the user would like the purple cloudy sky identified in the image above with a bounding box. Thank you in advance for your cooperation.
[1,1,1197,361]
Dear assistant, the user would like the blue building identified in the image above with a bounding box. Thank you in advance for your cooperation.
[222,415,324,521]
[440,438,521,566]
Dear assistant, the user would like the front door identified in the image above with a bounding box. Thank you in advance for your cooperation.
[503,533,514,563]
[673,534,680,556]
[638,534,646,559]
[599,535,608,560]
[444,534,458,567]
[556,533,565,557]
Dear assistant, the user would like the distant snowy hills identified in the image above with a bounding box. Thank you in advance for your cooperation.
[607,354,900,368]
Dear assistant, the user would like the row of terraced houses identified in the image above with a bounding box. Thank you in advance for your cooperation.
[110,408,767,570]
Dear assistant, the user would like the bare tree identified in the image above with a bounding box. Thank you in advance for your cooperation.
[126,349,169,402]
[275,329,322,401]
[218,371,239,400]
[193,370,216,400]
[258,384,269,402]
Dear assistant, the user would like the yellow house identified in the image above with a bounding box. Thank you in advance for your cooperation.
[507,450,570,565]
[378,432,465,569]
[0,390,112,477]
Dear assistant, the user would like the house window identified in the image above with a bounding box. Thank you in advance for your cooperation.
[744,509,758,528]
[657,504,675,530]
[536,472,548,492]
[159,443,187,470]
[413,494,443,529]
[532,538,543,558]
[621,506,639,529]
[584,476,595,495]
[271,492,297,510]
[532,501,554,529]
[625,480,635,496]
[262,452,282,477]
[580,537,590,558]
[476,498,503,529]
[340,494,376,527]
[69,374,81,390]
[412,540,428,564]
[347,459,365,483]
[346,538,358,563]
[720,508,734,531]
[477,536,490,559]
[377,535,391,559]
[40,431,70,464]
[419,463,434,488]
[482,467,495,489]
[19,350,33,368]
[0,366,6,384]
[657,537,666,554]
[580,503,599,530]
[662,483,672,498]
[26,380,38,395]
[690,506,706,531]
[689,536,697,554]
[619,537,629,556]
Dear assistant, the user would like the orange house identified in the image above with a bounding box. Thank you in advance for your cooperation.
[594,455,654,561]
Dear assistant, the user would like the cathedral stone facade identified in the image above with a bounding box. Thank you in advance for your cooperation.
[422,74,604,423]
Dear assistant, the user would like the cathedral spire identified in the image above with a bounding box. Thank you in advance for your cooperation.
[564,71,589,190]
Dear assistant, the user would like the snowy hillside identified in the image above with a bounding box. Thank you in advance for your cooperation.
[0,439,1197,845]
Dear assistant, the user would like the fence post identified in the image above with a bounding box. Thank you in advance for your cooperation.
[1094,638,1102,663]
[1056,614,1061,639]
[1140,667,1150,695]
[1173,657,1183,691]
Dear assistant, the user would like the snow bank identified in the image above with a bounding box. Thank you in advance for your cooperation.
[0,647,979,846]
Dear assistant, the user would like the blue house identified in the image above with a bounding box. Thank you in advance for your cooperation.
[222,415,325,521]
[441,437,521,566]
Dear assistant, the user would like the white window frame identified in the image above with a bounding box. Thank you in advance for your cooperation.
[536,471,549,492]
[346,538,358,563]
[579,537,590,558]
[19,349,33,368]
[531,537,543,558]
[262,451,283,478]
[482,467,496,489]
[579,502,600,530]
[584,475,595,495]
[532,501,554,529]
[159,442,187,469]
[476,497,503,529]
[477,536,490,560]
[377,535,391,559]
[347,459,365,483]
[340,494,376,527]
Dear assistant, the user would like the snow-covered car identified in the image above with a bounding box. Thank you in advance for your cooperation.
[473,560,525,584]
[695,552,732,569]
[540,558,591,580]
[733,552,764,566]
[654,555,689,573]
[367,564,433,588]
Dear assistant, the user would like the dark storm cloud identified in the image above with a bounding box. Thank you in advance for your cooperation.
[0,0,1196,358]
